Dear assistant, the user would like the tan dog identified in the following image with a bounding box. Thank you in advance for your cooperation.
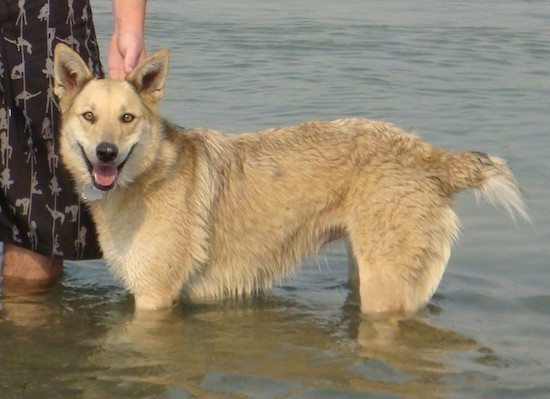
[54,44,527,314]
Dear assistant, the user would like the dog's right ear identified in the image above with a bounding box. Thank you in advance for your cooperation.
[53,43,93,109]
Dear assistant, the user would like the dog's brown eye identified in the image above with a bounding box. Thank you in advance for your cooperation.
[121,113,135,123]
[82,111,95,123]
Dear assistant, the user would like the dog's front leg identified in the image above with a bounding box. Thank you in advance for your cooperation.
[111,258,185,311]
[133,293,179,310]
[129,272,183,310]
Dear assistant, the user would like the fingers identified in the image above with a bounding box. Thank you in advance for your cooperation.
[107,32,146,80]
[123,46,145,76]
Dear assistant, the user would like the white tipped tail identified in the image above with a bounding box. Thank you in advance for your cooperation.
[473,155,529,222]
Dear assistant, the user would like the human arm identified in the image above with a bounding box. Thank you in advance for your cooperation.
[108,0,147,79]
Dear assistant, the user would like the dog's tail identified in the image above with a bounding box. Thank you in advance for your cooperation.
[439,150,529,221]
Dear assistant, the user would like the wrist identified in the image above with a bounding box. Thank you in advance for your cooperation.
[112,1,146,35]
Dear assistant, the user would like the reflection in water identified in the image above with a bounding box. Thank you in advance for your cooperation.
[349,313,476,399]
[1,275,479,399]
[86,301,480,399]
[0,280,59,328]
[0,265,541,399]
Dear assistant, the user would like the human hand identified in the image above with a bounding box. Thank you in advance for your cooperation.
[108,29,146,80]
[108,0,147,80]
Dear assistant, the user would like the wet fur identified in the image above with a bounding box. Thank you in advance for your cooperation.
[54,44,528,314]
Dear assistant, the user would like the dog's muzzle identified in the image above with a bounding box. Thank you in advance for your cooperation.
[93,142,119,190]
[79,142,134,191]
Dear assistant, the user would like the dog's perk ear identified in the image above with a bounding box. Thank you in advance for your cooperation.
[126,49,169,105]
[53,43,94,108]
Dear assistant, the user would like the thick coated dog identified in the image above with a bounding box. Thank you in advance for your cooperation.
[54,44,527,314]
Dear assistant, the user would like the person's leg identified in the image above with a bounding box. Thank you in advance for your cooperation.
[1,1,103,278]
[1,244,63,284]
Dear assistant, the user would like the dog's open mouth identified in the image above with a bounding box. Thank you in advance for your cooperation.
[92,164,119,190]
[79,145,134,191]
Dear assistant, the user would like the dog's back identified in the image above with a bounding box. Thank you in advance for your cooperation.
[179,119,527,315]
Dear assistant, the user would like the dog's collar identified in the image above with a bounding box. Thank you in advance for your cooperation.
[81,184,104,201]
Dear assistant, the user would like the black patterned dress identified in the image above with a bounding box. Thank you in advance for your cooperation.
[0,0,102,260]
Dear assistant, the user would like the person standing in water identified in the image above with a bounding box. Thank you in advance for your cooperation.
[0,0,147,284]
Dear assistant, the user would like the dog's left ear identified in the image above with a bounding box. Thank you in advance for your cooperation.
[127,50,170,105]
[53,43,94,110]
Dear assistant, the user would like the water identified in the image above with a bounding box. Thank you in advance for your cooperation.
[1,1,549,398]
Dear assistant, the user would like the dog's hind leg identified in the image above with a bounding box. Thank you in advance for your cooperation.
[346,186,459,316]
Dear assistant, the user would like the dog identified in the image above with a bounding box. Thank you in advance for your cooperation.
[53,43,528,315]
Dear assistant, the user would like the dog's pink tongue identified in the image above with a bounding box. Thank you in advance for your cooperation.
[93,164,117,188]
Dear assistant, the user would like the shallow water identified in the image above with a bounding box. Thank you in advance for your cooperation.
[1,1,549,398]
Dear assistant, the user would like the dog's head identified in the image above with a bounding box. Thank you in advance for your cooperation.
[53,43,169,199]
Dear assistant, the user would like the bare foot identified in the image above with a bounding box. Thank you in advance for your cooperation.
[1,244,63,286]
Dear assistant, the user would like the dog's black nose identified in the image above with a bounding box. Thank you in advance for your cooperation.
[96,142,119,163]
